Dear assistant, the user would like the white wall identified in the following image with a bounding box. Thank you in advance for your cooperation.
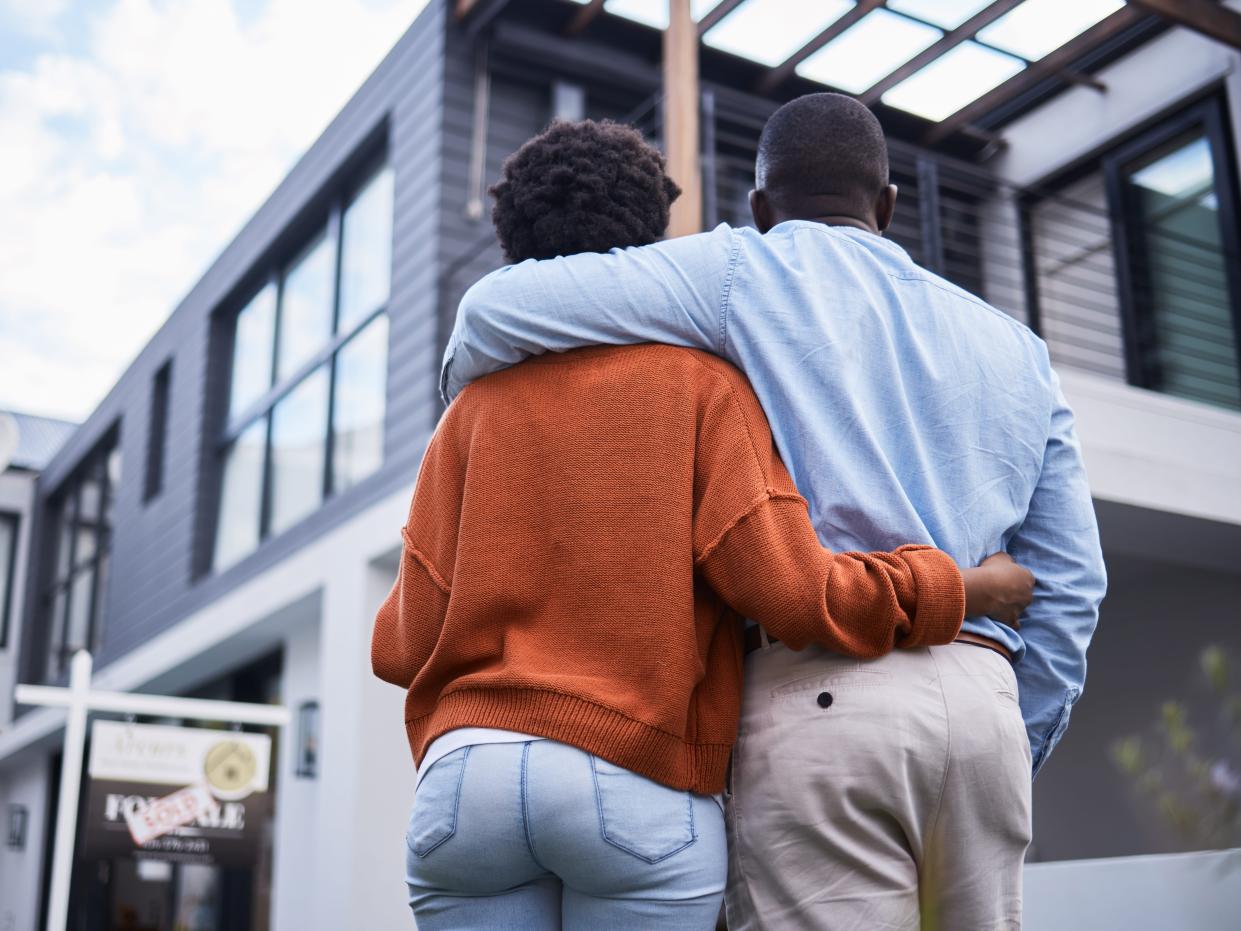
[1062,368,1241,527]
[0,754,50,931]
[269,609,321,931]
[995,25,1241,188]
[1024,848,1241,930]
[293,549,415,931]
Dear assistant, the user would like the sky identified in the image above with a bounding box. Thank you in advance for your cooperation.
[0,0,429,423]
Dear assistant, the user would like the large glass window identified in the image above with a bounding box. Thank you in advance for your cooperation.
[338,165,394,332]
[43,433,120,680]
[213,418,267,571]
[269,367,330,536]
[1108,100,1241,412]
[228,286,276,422]
[213,162,393,572]
[276,233,335,382]
[332,314,389,492]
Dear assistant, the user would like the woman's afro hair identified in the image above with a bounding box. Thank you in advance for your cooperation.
[490,119,682,263]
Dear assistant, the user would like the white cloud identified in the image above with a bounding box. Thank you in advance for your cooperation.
[0,0,429,422]
[1,0,71,37]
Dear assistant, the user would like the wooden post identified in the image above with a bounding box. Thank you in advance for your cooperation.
[663,0,702,238]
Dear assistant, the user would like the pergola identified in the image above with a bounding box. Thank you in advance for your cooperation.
[455,0,1241,234]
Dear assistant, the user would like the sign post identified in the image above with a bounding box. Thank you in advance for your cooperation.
[14,650,290,931]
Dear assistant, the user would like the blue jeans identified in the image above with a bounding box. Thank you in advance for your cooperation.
[405,740,727,929]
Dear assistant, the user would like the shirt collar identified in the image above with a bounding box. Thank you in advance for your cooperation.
[772,219,911,260]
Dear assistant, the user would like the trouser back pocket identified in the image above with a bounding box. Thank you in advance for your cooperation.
[407,747,470,858]
[590,755,696,863]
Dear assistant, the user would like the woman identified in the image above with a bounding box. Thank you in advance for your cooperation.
[372,119,1033,929]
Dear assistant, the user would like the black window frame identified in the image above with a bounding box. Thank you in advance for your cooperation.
[1103,94,1241,402]
[41,427,120,680]
[143,359,173,503]
[0,511,18,650]
[211,154,393,572]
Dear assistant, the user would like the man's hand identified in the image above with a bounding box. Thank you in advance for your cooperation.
[961,553,1036,628]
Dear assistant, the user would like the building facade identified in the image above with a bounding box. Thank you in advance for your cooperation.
[2,2,1240,928]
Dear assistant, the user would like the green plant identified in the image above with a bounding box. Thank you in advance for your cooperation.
[1110,646,1241,849]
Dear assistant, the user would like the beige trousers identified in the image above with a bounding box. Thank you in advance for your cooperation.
[724,642,1032,931]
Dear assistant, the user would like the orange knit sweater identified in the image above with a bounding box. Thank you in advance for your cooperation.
[372,345,965,794]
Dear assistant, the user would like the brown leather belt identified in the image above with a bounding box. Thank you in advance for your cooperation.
[953,631,1013,662]
[743,627,1012,662]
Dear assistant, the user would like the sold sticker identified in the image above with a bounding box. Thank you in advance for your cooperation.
[123,783,220,847]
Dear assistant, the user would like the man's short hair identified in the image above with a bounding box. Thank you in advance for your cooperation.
[755,93,889,212]
[490,119,681,263]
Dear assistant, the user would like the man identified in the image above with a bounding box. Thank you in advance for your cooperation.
[441,94,1106,929]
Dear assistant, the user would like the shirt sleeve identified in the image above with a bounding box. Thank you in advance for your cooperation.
[1008,366,1107,776]
[370,429,461,689]
[691,367,965,658]
[441,224,738,401]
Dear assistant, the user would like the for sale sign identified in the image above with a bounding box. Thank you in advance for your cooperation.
[123,783,220,846]
[82,721,272,867]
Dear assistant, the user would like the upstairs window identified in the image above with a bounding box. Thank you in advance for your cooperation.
[0,512,17,649]
[144,360,172,502]
[43,430,120,679]
[213,161,393,572]
[1107,98,1241,412]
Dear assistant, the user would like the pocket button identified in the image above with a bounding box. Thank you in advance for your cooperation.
[817,691,834,709]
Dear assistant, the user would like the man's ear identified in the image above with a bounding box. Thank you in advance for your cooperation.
[750,189,776,234]
[875,184,898,233]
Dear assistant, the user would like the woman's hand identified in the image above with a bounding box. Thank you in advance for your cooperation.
[961,552,1036,628]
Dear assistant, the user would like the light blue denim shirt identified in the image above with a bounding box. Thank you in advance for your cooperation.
[441,221,1106,775]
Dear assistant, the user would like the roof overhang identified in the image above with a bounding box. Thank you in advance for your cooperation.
[456,0,1239,150]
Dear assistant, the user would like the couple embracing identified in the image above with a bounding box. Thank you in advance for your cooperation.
[373,93,1105,930]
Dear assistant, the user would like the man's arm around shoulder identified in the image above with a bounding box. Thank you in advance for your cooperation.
[441,225,739,401]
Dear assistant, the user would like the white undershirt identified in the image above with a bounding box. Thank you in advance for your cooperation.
[417,727,544,788]
[416,727,725,807]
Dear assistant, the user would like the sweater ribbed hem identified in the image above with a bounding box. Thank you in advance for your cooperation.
[896,545,966,647]
[406,687,733,796]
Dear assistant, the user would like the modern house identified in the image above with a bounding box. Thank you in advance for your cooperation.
[2,1,1240,929]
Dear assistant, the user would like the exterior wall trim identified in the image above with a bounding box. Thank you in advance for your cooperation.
[1062,368,1241,525]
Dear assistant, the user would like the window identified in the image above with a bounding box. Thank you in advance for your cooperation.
[1106,99,1241,412]
[0,512,17,649]
[43,432,120,679]
[144,360,172,502]
[213,162,393,572]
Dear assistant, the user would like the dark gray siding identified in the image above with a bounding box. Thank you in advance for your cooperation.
[21,1,449,681]
[432,19,964,313]
[435,27,557,353]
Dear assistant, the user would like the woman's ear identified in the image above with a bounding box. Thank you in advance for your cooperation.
[750,189,776,233]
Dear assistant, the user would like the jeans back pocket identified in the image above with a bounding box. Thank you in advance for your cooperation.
[590,755,696,864]
[407,746,469,858]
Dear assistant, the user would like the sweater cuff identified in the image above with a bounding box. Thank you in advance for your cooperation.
[895,545,965,647]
